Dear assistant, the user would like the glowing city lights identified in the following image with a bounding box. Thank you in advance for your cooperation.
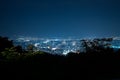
[14,37,120,55]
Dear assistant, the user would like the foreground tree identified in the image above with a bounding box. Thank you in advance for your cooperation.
[0,36,13,52]
[81,37,113,52]
[1,47,20,60]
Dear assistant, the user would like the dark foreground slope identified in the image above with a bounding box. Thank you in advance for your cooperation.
[0,36,120,79]
[1,50,120,80]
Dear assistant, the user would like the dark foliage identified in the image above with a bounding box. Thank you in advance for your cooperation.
[0,36,13,52]
[0,36,120,79]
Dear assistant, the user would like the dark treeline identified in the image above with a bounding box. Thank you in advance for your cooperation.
[0,36,120,79]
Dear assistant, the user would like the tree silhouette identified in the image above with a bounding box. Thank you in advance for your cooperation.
[1,47,20,60]
[0,36,13,52]
[81,37,113,52]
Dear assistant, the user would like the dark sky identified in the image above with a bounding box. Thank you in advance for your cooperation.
[0,0,120,38]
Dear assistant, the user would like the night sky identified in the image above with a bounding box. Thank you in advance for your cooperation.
[0,0,120,38]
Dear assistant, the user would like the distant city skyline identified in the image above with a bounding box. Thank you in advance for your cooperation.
[0,0,120,38]
[14,35,120,55]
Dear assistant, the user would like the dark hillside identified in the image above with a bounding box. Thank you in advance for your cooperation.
[0,36,120,79]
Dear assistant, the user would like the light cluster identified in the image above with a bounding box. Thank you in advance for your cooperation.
[13,37,120,55]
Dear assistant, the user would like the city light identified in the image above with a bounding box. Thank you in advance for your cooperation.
[13,37,120,55]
